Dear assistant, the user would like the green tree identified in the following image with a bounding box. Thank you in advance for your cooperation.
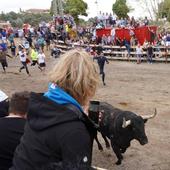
[10,18,23,28]
[158,0,170,22]
[137,0,162,20]
[112,0,130,18]
[22,13,51,26]
[64,0,88,23]
[50,0,62,16]
[0,12,7,21]
[0,12,52,27]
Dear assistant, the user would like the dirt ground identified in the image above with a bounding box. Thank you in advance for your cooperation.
[0,53,170,170]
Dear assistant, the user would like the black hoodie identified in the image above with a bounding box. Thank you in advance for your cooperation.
[10,93,97,170]
[0,100,9,117]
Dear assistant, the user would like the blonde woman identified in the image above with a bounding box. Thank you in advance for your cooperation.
[10,49,99,170]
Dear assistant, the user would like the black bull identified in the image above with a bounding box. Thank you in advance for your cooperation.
[88,101,157,165]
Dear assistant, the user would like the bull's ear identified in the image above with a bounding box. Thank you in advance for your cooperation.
[122,118,131,128]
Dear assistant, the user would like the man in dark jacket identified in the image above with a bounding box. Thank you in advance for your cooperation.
[0,91,30,170]
[94,51,109,86]
[10,92,97,170]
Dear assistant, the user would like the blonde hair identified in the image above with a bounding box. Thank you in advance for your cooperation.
[49,49,99,106]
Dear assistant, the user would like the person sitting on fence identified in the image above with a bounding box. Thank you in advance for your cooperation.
[115,37,123,48]
[51,44,61,58]
[0,91,30,170]
[123,38,131,60]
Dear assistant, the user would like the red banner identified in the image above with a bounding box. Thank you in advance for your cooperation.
[96,26,157,45]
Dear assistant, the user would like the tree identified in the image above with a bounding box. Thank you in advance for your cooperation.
[112,0,130,18]
[11,18,23,28]
[0,12,52,27]
[137,0,164,20]
[158,0,170,21]
[64,0,88,23]
[50,0,64,16]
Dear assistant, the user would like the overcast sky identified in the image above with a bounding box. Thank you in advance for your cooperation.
[0,0,146,18]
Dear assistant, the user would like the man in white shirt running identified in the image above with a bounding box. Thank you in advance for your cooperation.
[38,49,46,73]
[18,47,30,76]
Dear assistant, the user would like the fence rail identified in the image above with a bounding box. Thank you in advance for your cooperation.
[55,41,170,62]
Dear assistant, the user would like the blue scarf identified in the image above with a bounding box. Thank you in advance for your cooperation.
[44,83,83,112]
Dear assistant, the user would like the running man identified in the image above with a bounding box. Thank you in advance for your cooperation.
[0,47,12,73]
[18,47,30,76]
[37,49,46,74]
[94,51,109,86]
[30,47,38,66]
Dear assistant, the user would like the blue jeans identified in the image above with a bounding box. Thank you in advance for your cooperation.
[147,54,153,63]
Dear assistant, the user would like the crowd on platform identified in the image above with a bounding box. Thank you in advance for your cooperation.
[0,11,170,73]
[1,11,170,48]
[95,11,149,29]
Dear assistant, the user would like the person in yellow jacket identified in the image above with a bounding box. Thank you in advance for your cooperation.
[30,47,38,66]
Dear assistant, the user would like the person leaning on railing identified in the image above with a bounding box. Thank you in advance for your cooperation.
[10,49,101,170]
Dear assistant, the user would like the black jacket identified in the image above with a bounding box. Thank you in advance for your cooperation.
[0,100,9,118]
[93,56,109,73]
[0,118,25,170]
[10,93,97,170]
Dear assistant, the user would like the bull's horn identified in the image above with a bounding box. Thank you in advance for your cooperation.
[122,117,131,128]
[141,108,157,120]
[92,166,108,170]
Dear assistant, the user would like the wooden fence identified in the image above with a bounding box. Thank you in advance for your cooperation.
[55,41,170,62]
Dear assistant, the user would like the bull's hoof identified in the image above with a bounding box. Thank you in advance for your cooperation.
[121,148,126,153]
[115,160,122,165]
[115,155,123,165]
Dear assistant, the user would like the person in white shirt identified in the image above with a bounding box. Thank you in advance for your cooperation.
[98,11,103,21]
[111,26,115,44]
[18,29,24,40]
[38,49,46,73]
[18,47,30,76]
[136,44,143,64]
[0,90,9,117]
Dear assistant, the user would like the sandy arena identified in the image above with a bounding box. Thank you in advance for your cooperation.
[0,54,170,170]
